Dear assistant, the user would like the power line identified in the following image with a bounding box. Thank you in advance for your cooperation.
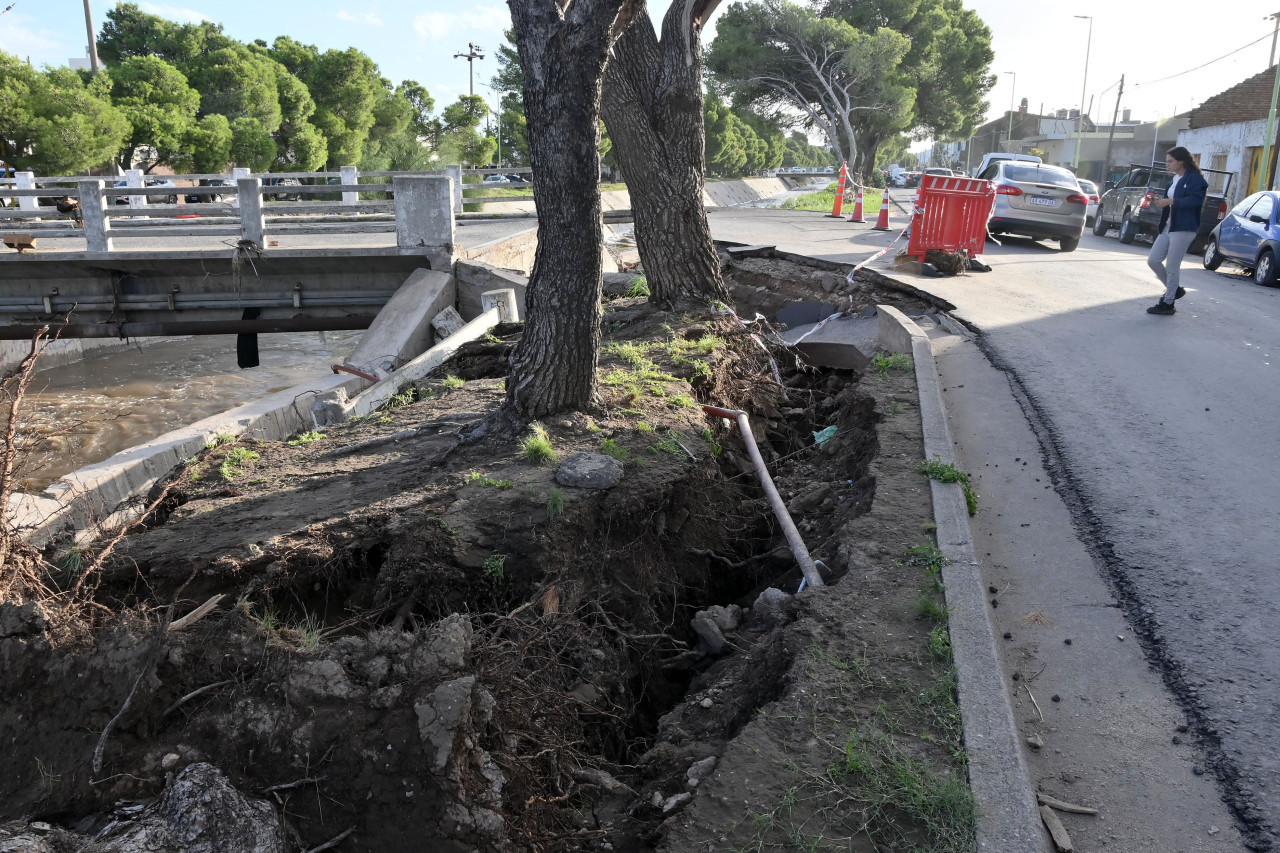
[0,2,18,16]
[1135,31,1272,87]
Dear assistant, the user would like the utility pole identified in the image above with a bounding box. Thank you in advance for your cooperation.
[82,0,101,73]
[453,43,484,97]
[1269,12,1280,68]
[1072,15,1093,170]
[1260,57,1280,191]
[1003,71,1016,150]
[1102,74,1124,185]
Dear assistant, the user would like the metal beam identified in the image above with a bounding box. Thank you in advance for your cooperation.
[0,316,376,340]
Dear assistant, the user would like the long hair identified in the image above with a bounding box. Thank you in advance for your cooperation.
[1166,146,1202,175]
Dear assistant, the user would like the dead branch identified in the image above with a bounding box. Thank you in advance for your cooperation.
[162,679,233,717]
[168,593,225,632]
[302,825,355,853]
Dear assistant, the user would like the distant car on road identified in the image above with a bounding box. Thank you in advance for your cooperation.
[981,160,1088,252]
[184,179,235,204]
[264,177,302,202]
[1077,178,1100,227]
[923,167,954,177]
[113,178,177,205]
[1203,191,1280,286]
[481,175,509,184]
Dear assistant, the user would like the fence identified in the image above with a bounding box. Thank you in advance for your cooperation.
[0,165,535,253]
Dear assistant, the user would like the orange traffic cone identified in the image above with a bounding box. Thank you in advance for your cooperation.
[871,186,891,231]
[848,186,866,223]
[826,162,849,217]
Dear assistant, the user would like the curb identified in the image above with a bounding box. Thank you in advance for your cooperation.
[878,305,1049,853]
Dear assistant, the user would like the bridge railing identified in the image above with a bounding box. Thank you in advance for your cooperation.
[0,164,547,251]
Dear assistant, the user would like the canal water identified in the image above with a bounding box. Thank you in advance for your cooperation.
[18,331,362,494]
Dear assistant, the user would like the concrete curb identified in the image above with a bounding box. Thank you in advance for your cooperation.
[877,305,1048,853]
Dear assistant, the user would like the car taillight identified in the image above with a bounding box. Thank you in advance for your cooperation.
[1066,194,1088,205]
[1089,195,1100,203]
[996,184,1023,196]
[1140,190,1161,209]
[1217,200,1228,219]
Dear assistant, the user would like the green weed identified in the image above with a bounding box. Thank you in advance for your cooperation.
[636,421,655,433]
[385,386,415,409]
[287,430,326,446]
[219,447,259,481]
[521,422,557,465]
[917,456,978,516]
[915,594,949,624]
[441,375,466,389]
[206,433,236,448]
[465,470,513,489]
[871,352,914,376]
[599,438,630,462]
[700,428,722,456]
[927,624,953,662]
[651,437,683,456]
[426,515,459,536]
[546,488,565,521]
[627,275,650,298]
[483,553,506,585]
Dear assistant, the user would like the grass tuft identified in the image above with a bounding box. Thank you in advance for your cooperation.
[521,422,558,465]
[917,456,978,515]
[287,430,326,447]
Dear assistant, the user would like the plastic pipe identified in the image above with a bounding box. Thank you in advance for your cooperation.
[702,404,824,589]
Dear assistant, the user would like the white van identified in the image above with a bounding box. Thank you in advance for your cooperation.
[972,152,1042,178]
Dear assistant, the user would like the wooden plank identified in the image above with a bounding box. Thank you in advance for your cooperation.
[1036,793,1098,816]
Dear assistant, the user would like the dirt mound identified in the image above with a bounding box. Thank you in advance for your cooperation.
[1,266,971,851]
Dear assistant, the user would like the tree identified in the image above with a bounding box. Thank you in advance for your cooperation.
[182,113,233,173]
[270,66,327,171]
[271,39,384,167]
[499,0,632,422]
[601,0,729,305]
[706,0,911,170]
[187,45,284,131]
[107,56,200,171]
[433,95,496,167]
[0,53,128,175]
[229,116,276,171]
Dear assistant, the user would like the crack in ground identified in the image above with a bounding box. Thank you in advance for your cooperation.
[955,320,1274,851]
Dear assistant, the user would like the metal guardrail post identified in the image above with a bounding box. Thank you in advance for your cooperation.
[341,165,358,205]
[446,164,463,214]
[125,168,147,209]
[237,177,265,247]
[15,172,37,212]
[78,179,113,252]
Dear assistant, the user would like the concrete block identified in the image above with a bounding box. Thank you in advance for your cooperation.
[348,268,455,373]
[78,180,112,253]
[394,175,455,255]
[876,304,924,354]
[236,177,265,247]
[455,261,528,322]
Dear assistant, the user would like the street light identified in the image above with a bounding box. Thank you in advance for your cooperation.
[1072,15,1093,170]
[1003,71,1016,150]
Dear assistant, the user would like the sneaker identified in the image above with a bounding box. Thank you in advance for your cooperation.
[1147,300,1176,315]
[1175,286,1186,300]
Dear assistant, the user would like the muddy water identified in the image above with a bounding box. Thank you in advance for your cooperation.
[18,331,362,493]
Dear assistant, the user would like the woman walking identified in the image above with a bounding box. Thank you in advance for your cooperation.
[1146,146,1208,315]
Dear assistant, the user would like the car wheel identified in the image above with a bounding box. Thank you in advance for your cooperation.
[1092,211,1108,236]
[1255,250,1278,287]
[1118,214,1137,244]
[1060,236,1080,252]
[1203,237,1223,271]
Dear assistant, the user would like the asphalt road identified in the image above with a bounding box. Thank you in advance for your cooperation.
[708,206,1279,848]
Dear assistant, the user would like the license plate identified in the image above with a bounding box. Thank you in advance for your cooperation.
[1028,196,1060,208]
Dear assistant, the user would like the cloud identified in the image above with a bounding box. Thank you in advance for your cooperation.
[337,10,356,21]
[0,14,67,60]
[138,2,213,23]
[365,11,384,26]
[413,6,510,41]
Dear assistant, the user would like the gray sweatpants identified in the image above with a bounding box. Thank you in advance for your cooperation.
[1147,228,1196,303]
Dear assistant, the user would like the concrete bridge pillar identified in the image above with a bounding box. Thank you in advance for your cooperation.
[237,177,265,247]
[78,180,113,253]
[446,164,463,214]
[341,165,358,205]
[125,168,147,209]
[393,175,454,269]
[15,172,37,212]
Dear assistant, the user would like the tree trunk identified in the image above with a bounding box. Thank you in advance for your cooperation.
[503,0,630,421]
[602,0,729,307]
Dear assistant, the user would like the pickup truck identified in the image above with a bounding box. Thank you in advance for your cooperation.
[1092,162,1234,253]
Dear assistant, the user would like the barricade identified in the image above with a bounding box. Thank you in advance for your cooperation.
[904,174,995,261]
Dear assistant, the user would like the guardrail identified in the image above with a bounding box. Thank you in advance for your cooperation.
[0,165,540,253]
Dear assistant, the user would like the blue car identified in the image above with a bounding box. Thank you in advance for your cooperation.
[1204,191,1280,286]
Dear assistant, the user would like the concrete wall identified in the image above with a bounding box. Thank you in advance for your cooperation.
[1179,120,1268,202]
[0,337,143,374]
[469,177,800,214]
[455,261,528,322]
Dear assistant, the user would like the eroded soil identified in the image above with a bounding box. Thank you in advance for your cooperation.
[0,254,973,852]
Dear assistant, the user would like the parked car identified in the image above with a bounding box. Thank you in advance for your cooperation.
[902,171,923,188]
[923,167,955,178]
[971,152,1042,178]
[1203,191,1280,286]
[980,160,1088,252]
[505,174,526,183]
[481,175,509,184]
[820,165,835,173]
[112,178,177,205]
[1092,162,1233,252]
[184,178,235,204]
[1077,178,1100,227]
[264,176,302,201]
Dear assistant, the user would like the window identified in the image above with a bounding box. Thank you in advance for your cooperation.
[1247,195,1275,223]
[1233,194,1262,216]
[1001,163,1079,188]
[1207,154,1229,194]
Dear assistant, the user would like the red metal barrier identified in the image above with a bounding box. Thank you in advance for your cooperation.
[905,174,995,261]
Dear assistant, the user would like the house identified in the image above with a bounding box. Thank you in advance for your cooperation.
[1178,65,1279,203]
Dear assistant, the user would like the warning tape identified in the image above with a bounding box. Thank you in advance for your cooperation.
[846,223,910,284]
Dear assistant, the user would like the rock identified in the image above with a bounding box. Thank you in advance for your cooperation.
[662,792,693,813]
[690,614,726,656]
[701,604,743,633]
[431,306,466,339]
[818,272,842,293]
[787,483,833,515]
[287,659,355,703]
[415,676,476,773]
[0,600,48,638]
[556,453,624,489]
[686,756,718,788]
[752,588,793,627]
[1027,733,1045,750]
[94,763,287,853]
[161,753,181,771]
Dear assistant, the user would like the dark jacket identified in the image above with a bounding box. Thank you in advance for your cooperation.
[1158,170,1208,233]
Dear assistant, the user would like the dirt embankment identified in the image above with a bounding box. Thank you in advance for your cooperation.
[0,254,971,852]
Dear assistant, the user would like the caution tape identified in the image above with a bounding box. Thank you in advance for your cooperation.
[846,223,911,284]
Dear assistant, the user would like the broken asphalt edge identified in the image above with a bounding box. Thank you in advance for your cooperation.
[877,304,1050,853]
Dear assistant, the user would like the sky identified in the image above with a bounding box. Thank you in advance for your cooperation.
[0,0,1276,129]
